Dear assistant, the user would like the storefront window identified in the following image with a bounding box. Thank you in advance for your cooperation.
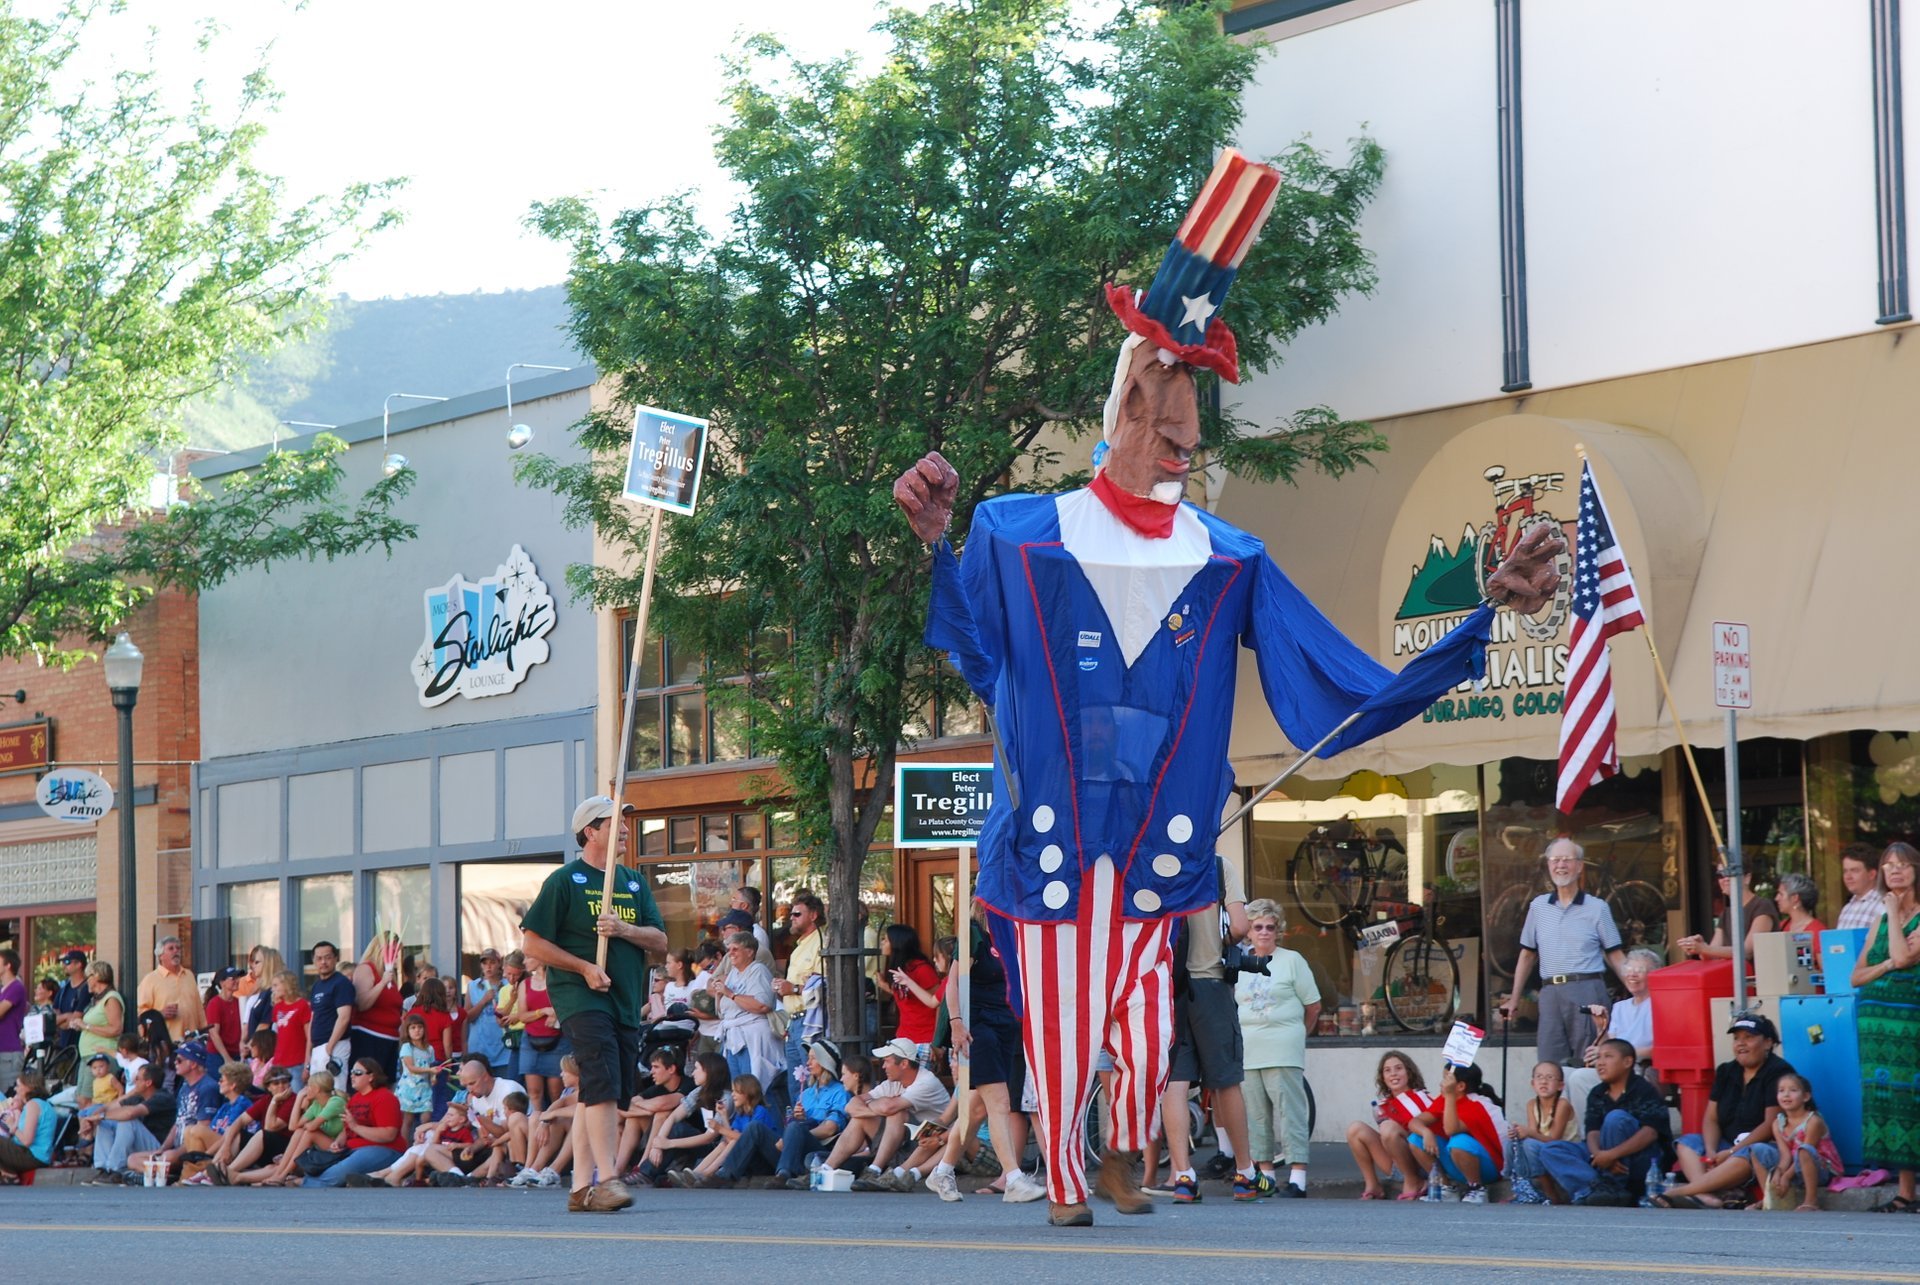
[643,857,758,953]
[770,849,894,970]
[29,912,96,978]
[458,860,561,981]
[622,616,791,771]
[372,866,431,991]
[226,881,280,971]
[701,814,731,853]
[297,873,355,974]
[1481,754,1673,1037]
[1249,764,1479,1036]
[1807,730,1920,908]
[733,813,765,850]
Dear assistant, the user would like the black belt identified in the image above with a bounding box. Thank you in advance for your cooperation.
[1542,972,1603,986]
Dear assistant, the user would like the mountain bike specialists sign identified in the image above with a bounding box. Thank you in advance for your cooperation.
[412,545,557,706]
[894,762,993,848]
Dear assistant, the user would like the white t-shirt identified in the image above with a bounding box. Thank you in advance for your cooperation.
[1234,948,1320,1070]
[1609,995,1654,1053]
[871,1068,950,1125]
[467,1076,527,1126]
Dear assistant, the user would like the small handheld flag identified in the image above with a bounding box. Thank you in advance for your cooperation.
[1556,461,1647,814]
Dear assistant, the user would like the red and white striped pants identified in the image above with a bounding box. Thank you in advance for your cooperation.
[991,856,1176,1206]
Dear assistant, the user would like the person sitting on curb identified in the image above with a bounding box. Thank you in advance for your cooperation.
[1345,1051,1435,1200]
[1654,1014,1795,1209]
[1530,1038,1672,1206]
[718,1037,850,1189]
[825,1036,950,1191]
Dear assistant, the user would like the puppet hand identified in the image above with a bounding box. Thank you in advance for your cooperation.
[1486,522,1567,614]
[893,451,960,544]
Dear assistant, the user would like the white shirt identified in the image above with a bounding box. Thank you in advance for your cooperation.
[871,1068,950,1125]
[467,1076,527,1126]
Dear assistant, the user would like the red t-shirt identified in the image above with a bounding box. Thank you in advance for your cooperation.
[890,959,941,1044]
[344,1087,402,1149]
[1442,1094,1508,1172]
[423,1007,464,1061]
[355,982,403,1039]
[246,1090,296,1133]
[205,993,242,1056]
[271,1000,312,1067]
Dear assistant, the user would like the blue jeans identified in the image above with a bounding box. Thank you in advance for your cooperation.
[302,1145,403,1187]
[1536,1110,1661,1199]
[719,1119,784,1180]
[1410,1131,1503,1184]
[1677,1132,1778,1173]
[770,1018,809,1118]
[725,1047,753,1082]
[94,1118,161,1172]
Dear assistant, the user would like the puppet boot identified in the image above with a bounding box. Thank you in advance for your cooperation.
[1096,1149,1153,1215]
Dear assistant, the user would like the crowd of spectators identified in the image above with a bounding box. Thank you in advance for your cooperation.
[2,838,1914,1216]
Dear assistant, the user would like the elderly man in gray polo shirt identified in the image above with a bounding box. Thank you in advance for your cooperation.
[1502,838,1629,1068]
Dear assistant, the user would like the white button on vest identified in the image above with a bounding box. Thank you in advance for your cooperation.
[1166,814,1192,843]
[1152,853,1181,879]
[1039,844,1064,873]
[1043,880,1070,910]
[1133,889,1162,913]
[1033,805,1056,834]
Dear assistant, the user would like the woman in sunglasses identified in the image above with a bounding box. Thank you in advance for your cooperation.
[1678,865,1776,968]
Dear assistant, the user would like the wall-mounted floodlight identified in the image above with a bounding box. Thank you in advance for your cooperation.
[382,393,449,476]
[504,363,572,450]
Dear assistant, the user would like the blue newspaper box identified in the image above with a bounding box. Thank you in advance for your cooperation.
[1778,993,1863,1170]
[1818,927,1868,997]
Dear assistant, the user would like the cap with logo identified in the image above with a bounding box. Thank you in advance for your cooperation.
[570,794,639,835]
[1725,1012,1779,1042]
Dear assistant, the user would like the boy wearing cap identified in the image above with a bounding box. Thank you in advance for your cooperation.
[520,794,667,1213]
[1656,1013,1797,1209]
[54,950,90,1051]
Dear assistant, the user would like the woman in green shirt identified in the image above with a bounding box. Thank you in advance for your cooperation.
[77,962,124,1060]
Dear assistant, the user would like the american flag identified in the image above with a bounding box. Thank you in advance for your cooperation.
[1556,461,1646,814]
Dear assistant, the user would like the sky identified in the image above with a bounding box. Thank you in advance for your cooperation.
[73,0,905,299]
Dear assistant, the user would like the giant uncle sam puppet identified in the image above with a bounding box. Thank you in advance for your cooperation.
[894,150,1564,1226]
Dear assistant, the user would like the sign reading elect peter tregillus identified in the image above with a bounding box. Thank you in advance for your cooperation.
[894,762,994,848]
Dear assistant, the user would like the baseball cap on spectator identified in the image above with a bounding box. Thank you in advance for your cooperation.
[689,990,717,1020]
[716,909,755,935]
[479,948,501,962]
[569,794,638,834]
[175,1040,222,1072]
[1726,1013,1779,1041]
[215,966,244,982]
[871,1036,918,1061]
[807,1038,843,1077]
[87,1051,111,1070]
[61,949,88,965]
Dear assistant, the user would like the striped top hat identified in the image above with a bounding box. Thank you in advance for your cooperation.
[1105,148,1281,383]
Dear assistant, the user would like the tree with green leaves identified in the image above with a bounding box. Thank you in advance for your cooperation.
[0,1,412,663]
[525,0,1385,1035]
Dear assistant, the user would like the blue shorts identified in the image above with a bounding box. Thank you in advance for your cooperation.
[964,1018,1025,1094]
[1411,1131,1503,1183]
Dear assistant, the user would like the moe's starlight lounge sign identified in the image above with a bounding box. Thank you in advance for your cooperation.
[412,544,556,706]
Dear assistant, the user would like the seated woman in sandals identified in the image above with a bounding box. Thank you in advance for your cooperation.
[1654,1014,1795,1209]
[1345,1050,1435,1199]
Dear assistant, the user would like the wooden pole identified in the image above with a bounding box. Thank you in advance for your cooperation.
[1570,443,1725,855]
[598,505,665,968]
[953,847,972,1106]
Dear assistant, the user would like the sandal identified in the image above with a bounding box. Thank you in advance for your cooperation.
[1874,1195,1920,1213]
[1652,1194,1705,1210]
[1358,1189,1385,1200]
[1395,1185,1427,1201]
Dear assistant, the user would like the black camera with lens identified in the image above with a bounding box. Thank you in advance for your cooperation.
[1220,943,1271,985]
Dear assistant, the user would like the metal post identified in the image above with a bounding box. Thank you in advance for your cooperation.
[1724,707,1747,1016]
[112,688,139,986]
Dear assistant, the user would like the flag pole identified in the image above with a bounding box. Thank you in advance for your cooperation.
[1572,444,1725,855]
[1218,713,1363,833]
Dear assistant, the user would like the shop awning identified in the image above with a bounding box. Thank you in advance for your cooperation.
[1218,331,1920,780]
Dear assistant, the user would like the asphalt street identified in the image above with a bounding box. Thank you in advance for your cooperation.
[4,1182,1917,1283]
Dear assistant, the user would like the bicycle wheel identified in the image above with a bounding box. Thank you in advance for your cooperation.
[1383,933,1459,1033]
[1606,879,1670,953]
[1289,837,1374,929]
[41,1043,78,1092]
[1082,1075,1108,1171]
[1483,884,1534,979]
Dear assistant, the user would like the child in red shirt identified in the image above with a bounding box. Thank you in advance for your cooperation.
[269,970,312,1086]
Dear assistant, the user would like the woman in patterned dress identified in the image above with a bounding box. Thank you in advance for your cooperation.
[1854,841,1920,1213]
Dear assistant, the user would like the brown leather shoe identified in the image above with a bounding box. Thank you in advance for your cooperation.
[567,1186,593,1213]
[1096,1149,1152,1215]
[1047,1200,1094,1227]
[586,1178,635,1211]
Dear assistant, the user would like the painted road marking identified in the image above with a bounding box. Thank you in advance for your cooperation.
[0,1223,1913,1281]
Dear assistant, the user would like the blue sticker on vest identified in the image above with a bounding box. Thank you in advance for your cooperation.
[571,872,589,884]
[1078,656,1099,671]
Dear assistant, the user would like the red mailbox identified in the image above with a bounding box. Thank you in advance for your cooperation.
[1650,959,1733,1135]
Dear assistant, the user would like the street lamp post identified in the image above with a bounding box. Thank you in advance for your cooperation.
[103,633,144,985]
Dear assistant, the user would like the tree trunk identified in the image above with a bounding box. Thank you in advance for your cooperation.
[825,823,872,1049]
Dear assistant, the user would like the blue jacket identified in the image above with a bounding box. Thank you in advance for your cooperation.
[926,488,1492,924]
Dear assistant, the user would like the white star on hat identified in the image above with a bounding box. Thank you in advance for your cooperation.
[1179,292,1217,332]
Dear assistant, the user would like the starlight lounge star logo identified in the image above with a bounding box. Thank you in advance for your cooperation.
[413,544,557,706]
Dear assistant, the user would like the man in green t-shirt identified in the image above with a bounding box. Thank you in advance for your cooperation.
[521,794,666,1213]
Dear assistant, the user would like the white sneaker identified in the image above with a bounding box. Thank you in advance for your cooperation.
[1003,1170,1047,1204]
[926,1169,962,1202]
[1462,1185,1489,1205]
[536,1168,562,1189]
[506,1167,538,1188]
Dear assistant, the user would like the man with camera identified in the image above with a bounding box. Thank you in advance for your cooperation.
[1157,853,1260,1202]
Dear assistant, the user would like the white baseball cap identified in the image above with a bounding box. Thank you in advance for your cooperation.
[570,795,638,834]
[871,1036,919,1061]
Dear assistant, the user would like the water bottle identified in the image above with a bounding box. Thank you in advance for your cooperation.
[1641,1163,1668,1207]
[808,1152,825,1190]
[1423,1176,1445,1202]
